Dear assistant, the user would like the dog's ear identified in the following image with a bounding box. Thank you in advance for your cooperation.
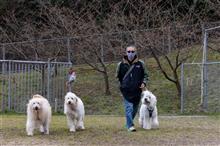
[75,98,78,103]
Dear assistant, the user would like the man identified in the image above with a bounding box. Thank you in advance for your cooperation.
[116,45,149,132]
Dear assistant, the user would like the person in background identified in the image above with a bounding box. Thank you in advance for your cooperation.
[66,67,76,92]
[116,45,149,132]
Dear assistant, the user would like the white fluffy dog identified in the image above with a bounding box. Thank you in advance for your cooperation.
[139,90,159,130]
[64,92,85,132]
[26,94,52,136]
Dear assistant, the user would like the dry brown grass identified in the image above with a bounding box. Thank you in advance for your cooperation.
[1,114,220,146]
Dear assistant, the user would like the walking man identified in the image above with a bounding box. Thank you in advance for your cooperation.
[116,45,149,132]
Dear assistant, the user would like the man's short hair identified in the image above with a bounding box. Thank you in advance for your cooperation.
[126,45,137,51]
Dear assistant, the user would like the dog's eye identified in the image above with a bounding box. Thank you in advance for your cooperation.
[33,103,35,105]
[71,98,73,100]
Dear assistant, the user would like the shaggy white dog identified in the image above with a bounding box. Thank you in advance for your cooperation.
[139,90,159,130]
[26,94,52,136]
[64,92,85,132]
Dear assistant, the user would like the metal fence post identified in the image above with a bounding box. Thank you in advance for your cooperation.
[8,60,11,110]
[201,23,205,43]
[201,30,208,111]
[180,63,184,113]
[54,98,57,113]
[67,38,71,63]
[1,45,6,111]
[47,59,51,104]
[101,35,104,62]
[2,44,5,60]
[168,26,171,53]
[1,61,3,111]
[162,27,165,52]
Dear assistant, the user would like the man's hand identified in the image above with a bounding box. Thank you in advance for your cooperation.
[140,83,145,89]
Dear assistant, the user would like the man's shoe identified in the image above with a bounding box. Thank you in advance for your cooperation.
[128,126,136,132]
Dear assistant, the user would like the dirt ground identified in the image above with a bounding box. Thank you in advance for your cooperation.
[1,114,220,146]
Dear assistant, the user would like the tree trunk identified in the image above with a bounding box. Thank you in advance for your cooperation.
[174,72,181,99]
[103,71,111,95]
[173,68,181,99]
[175,80,181,99]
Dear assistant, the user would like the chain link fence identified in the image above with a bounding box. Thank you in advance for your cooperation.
[181,23,220,113]
[181,62,220,113]
[0,60,71,113]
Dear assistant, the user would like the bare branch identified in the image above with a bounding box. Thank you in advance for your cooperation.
[149,46,176,83]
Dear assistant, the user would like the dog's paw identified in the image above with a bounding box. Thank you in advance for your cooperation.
[40,126,44,133]
[76,125,85,130]
[70,128,76,132]
[143,125,151,130]
[27,133,33,136]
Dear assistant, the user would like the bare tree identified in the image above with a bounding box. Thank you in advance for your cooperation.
[74,35,112,95]
[149,46,191,98]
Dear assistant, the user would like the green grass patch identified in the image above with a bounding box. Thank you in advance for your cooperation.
[1,114,220,145]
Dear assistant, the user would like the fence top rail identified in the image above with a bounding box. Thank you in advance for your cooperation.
[0,60,72,65]
[184,61,220,65]
[205,25,220,31]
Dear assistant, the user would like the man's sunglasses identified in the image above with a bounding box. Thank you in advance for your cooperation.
[127,51,135,53]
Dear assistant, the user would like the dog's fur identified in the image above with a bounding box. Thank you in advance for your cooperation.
[139,90,159,129]
[26,94,51,136]
[64,92,85,132]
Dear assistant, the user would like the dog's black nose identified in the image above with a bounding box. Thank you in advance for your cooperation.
[68,101,71,104]
[35,107,38,110]
[145,98,150,103]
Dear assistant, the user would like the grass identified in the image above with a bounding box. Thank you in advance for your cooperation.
[1,114,220,146]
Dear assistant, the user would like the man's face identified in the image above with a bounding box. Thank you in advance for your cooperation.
[126,46,137,61]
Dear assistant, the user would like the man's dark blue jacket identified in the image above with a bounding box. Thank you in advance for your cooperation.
[116,55,149,103]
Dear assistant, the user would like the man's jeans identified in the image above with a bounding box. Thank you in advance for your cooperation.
[123,98,140,129]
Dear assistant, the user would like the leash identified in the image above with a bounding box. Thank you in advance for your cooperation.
[147,107,154,118]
